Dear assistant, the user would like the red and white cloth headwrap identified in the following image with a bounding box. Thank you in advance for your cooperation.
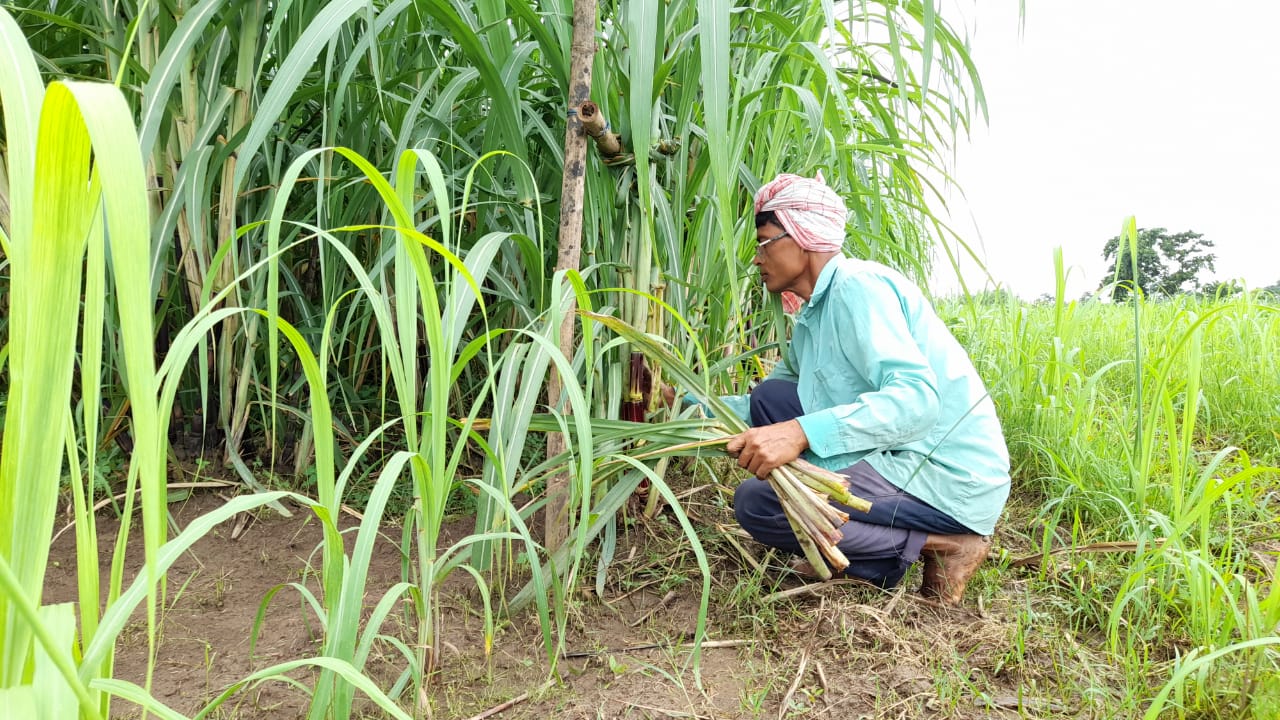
[753,172,848,312]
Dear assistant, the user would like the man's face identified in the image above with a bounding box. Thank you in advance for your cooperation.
[753,221,802,294]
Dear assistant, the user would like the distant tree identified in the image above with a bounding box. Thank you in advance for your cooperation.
[1261,280,1280,298]
[1100,227,1216,300]
[1200,279,1244,299]
[970,288,1019,306]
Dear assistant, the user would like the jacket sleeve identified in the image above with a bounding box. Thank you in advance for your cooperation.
[697,350,799,427]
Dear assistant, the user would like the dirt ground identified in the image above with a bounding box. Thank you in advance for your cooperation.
[44,478,1071,720]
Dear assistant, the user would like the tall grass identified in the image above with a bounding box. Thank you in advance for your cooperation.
[948,248,1280,716]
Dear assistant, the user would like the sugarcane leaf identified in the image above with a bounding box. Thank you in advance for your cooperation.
[136,0,224,157]
[584,312,748,432]
[234,0,366,190]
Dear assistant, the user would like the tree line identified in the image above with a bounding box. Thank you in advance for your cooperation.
[1099,227,1275,301]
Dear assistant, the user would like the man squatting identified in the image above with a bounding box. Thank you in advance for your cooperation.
[710,173,1011,605]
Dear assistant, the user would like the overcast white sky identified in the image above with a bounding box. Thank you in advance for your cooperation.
[929,1,1280,299]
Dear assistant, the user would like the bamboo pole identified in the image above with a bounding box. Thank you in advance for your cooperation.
[545,0,599,551]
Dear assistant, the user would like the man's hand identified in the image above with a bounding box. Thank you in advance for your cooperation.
[660,383,677,409]
[725,420,810,478]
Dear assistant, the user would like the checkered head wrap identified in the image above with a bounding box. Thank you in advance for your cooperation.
[753,172,847,311]
[753,172,847,252]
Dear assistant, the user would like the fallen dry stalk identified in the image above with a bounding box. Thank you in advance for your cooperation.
[760,578,873,604]
[562,638,752,659]
[462,679,556,720]
[778,648,811,720]
[1009,539,1164,569]
[629,589,678,627]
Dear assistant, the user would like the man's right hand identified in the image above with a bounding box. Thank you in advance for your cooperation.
[725,420,810,479]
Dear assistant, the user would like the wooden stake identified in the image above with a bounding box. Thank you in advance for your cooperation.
[544,0,599,552]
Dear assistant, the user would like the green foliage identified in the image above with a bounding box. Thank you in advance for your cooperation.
[1200,278,1245,298]
[2,0,983,464]
[949,283,1280,715]
[967,287,1021,306]
[1101,227,1217,300]
[0,0,989,716]
[4,0,1278,713]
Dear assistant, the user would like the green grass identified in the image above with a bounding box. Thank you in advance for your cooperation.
[943,285,1280,718]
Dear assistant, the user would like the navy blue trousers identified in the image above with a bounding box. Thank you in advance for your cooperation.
[733,379,970,588]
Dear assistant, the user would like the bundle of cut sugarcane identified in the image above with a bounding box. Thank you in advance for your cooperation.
[646,434,871,580]
[585,312,874,580]
[768,456,871,579]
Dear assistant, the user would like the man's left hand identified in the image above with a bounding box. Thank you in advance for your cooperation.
[725,420,810,478]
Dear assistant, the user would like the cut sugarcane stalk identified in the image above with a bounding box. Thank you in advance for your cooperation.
[583,312,869,576]
[791,459,873,513]
[776,466,849,528]
[778,487,834,580]
[769,469,850,573]
[791,470,850,503]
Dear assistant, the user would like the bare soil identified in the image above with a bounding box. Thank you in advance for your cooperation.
[44,473,1073,720]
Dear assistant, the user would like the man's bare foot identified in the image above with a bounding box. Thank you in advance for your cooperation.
[919,534,991,605]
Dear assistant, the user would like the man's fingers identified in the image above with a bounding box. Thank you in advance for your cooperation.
[726,434,746,458]
[750,454,769,478]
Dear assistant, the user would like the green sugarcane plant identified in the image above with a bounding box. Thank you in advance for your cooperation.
[585,311,871,579]
[6,0,985,498]
[0,10,178,715]
[2,0,995,709]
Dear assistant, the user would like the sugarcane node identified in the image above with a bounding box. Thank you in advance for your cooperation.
[577,101,622,156]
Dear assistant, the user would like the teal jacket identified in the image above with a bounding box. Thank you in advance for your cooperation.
[722,256,1011,535]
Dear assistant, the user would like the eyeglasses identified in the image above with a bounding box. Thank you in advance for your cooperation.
[755,230,789,257]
